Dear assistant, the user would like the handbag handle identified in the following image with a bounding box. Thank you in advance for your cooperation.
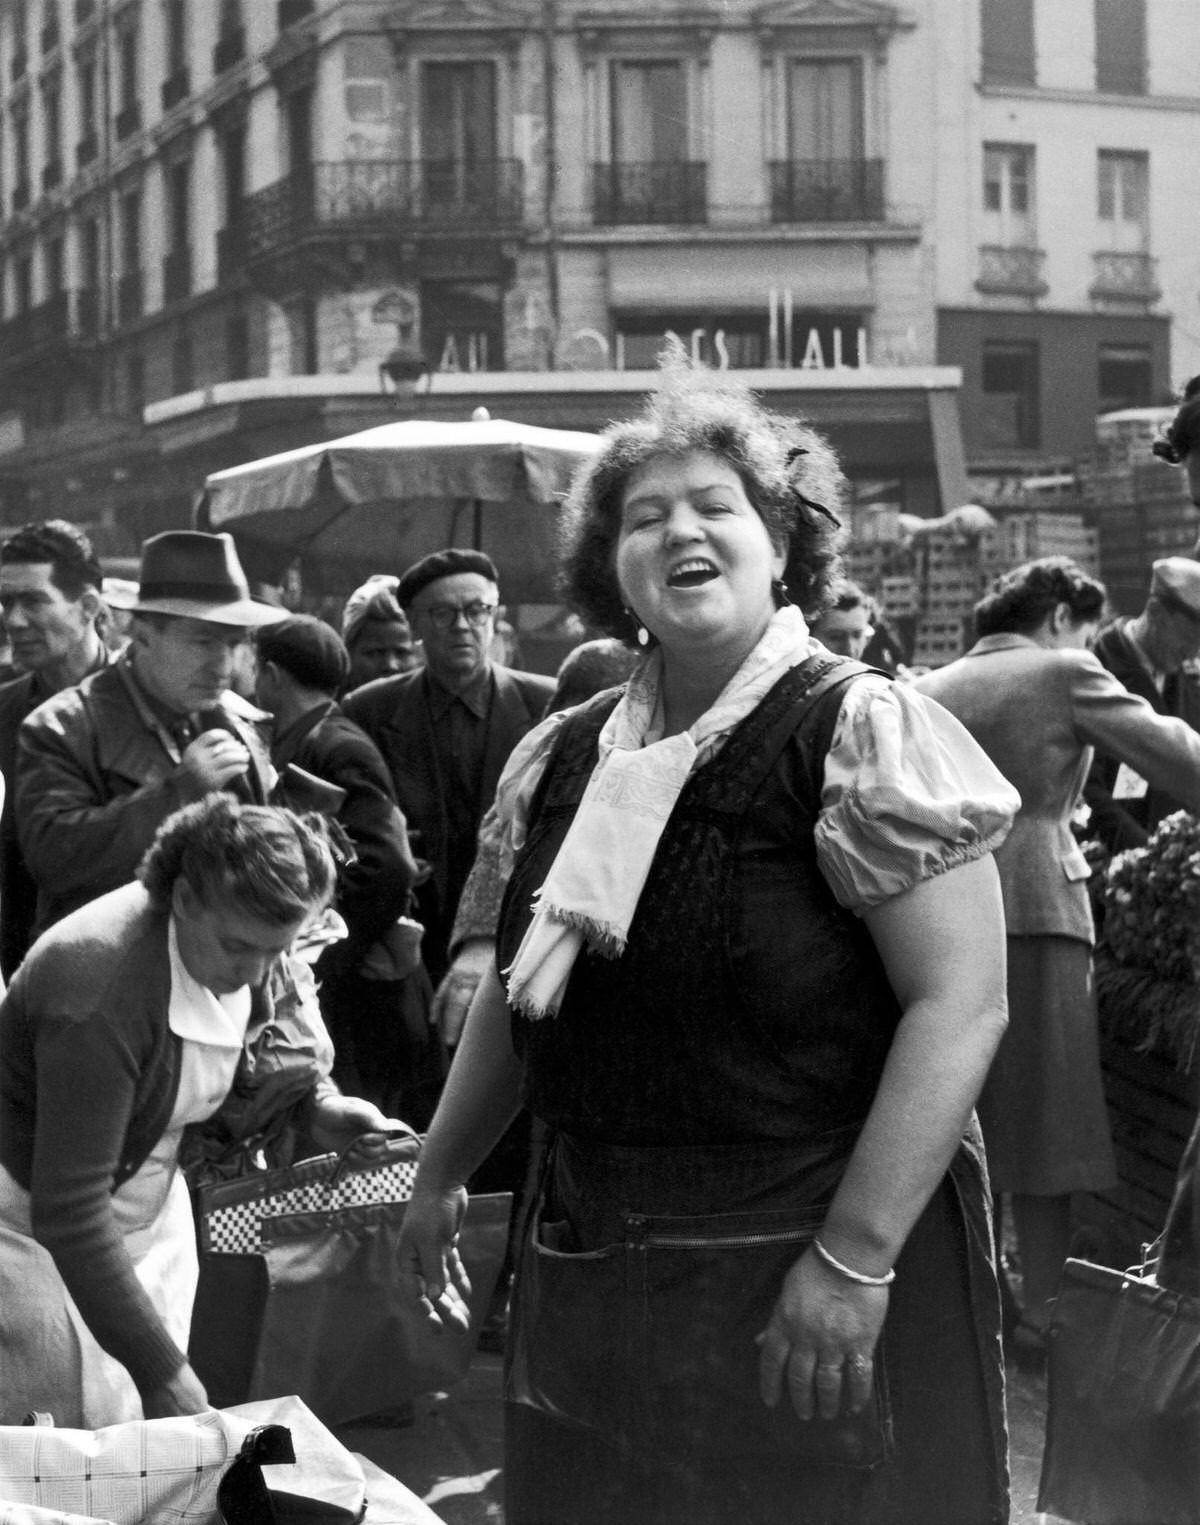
[328,1126,421,1186]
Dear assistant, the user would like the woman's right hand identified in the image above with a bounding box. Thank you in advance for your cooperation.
[141,1360,211,1419]
[398,1183,473,1335]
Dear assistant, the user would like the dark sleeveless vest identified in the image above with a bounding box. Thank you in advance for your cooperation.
[497,657,902,1148]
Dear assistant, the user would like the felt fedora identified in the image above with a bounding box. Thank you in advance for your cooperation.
[112,531,289,627]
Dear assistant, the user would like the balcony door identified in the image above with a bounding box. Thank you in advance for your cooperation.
[786,59,862,164]
[420,61,497,214]
[983,144,1035,247]
[1098,150,1148,253]
[603,60,696,223]
[780,58,869,220]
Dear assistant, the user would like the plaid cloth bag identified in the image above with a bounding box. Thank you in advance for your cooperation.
[189,1142,511,1426]
[0,1397,367,1525]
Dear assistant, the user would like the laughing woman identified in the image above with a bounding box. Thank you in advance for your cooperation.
[400,362,1020,1525]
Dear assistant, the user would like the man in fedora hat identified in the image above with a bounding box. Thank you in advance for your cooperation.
[15,531,287,937]
[343,549,553,992]
[1084,555,1200,851]
[0,521,111,975]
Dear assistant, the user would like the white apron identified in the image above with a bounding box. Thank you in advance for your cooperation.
[0,920,251,1427]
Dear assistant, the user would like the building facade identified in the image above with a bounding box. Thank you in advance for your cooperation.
[0,0,1192,566]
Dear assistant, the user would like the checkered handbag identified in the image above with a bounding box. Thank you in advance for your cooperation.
[197,1136,420,1255]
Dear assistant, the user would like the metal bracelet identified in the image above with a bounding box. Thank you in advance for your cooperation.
[811,1236,896,1287]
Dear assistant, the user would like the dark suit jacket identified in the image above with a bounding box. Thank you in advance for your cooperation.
[344,662,553,977]
[16,658,273,935]
[271,699,418,968]
[1083,618,1200,851]
[0,650,114,978]
[916,634,1200,942]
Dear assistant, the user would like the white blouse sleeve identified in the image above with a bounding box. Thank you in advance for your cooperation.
[814,676,1020,912]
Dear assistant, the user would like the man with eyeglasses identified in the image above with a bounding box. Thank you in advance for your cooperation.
[343,549,553,991]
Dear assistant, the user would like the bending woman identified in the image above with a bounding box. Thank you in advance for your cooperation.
[0,794,402,1426]
[401,362,1019,1525]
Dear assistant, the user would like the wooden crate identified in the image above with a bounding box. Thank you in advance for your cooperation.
[1074,1029,1198,1269]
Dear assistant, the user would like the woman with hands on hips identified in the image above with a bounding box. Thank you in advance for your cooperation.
[0,793,405,1427]
[400,357,1018,1525]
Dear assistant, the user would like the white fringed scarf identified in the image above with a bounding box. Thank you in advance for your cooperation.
[504,605,813,1018]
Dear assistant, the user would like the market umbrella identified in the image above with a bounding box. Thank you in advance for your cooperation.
[199,415,603,604]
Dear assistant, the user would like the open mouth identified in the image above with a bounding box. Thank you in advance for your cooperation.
[666,560,718,589]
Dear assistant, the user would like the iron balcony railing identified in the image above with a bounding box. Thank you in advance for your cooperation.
[241,159,526,259]
[116,270,143,326]
[213,26,245,74]
[591,161,707,225]
[769,159,884,223]
[976,244,1048,297]
[0,289,101,362]
[1090,250,1161,302]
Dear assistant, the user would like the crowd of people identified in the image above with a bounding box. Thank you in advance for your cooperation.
[0,357,1198,1522]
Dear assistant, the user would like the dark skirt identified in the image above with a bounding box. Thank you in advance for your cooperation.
[503,1132,1008,1525]
[977,935,1117,1196]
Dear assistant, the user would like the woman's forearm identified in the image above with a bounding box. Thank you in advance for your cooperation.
[817,992,1006,1276]
[820,855,1008,1276]
[415,964,525,1192]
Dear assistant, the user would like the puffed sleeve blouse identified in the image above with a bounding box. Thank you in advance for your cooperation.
[474,671,1017,922]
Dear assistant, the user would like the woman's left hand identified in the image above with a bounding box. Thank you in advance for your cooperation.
[309,1094,418,1159]
[757,1247,889,1423]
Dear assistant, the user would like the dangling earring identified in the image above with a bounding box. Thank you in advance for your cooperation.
[772,577,793,607]
[625,607,650,647]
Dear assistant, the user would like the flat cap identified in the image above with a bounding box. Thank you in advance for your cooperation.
[256,615,350,694]
[396,549,499,609]
[1150,557,1200,620]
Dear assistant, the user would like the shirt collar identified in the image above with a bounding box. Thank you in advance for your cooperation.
[425,664,493,720]
[167,914,251,1048]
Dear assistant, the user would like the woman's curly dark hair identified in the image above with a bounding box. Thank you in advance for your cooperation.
[1152,375,1200,465]
[139,794,337,922]
[973,556,1106,638]
[559,351,848,641]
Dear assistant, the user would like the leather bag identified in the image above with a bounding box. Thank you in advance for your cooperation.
[1038,1255,1200,1524]
[189,1144,511,1426]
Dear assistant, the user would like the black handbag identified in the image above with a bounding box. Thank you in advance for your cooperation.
[1038,1118,1200,1525]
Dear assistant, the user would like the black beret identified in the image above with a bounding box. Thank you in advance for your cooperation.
[256,615,350,694]
[396,549,499,608]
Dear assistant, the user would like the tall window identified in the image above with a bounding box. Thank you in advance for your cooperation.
[220,124,245,229]
[80,216,100,289]
[611,60,686,165]
[44,232,63,295]
[120,189,141,272]
[165,0,186,78]
[42,76,61,169]
[1095,0,1145,95]
[78,54,97,139]
[14,251,32,314]
[983,143,1034,241]
[420,61,497,210]
[1098,344,1152,413]
[118,23,138,110]
[981,341,1040,449]
[12,106,30,200]
[786,59,863,162]
[980,0,1035,87]
[168,160,190,252]
[1098,150,1148,250]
